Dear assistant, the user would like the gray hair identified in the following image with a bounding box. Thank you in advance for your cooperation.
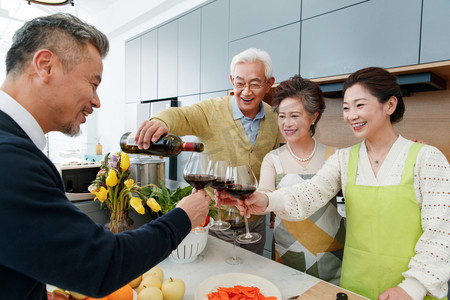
[230,48,273,81]
[5,13,109,75]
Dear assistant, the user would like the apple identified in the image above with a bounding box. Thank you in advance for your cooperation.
[129,274,143,288]
[137,275,162,293]
[161,277,185,300]
[143,266,164,282]
[138,286,163,300]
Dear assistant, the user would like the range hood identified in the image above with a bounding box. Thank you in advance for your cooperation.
[320,71,447,98]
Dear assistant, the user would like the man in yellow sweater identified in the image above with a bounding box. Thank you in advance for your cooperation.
[135,48,280,254]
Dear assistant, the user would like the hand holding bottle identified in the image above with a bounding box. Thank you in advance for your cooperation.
[136,120,169,149]
[121,132,203,157]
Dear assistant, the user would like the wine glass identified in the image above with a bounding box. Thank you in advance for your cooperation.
[223,207,245,265]
[225,164,261,244]
[209,160,231,231]
[183,152,216,189]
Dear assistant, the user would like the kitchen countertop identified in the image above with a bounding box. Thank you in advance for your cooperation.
[158,235,320,300]
[48,234,368,299]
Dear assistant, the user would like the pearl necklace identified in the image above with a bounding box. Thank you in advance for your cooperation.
[286,138,317,162]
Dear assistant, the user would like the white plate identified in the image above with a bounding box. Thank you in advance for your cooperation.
[195,273,281,300]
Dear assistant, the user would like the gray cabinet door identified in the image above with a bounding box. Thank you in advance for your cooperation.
[178,10,201,96]
[124,37,141,103]
[420,0,450,63]
[200,0,230,94]
[141,30,158,101]
[301,0,421,79]
[229,0,300,41]
[158,20,178,99]
[229,22,301,83]
[302,0,366,20]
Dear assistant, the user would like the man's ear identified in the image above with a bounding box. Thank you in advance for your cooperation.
[32,49,54,83]
[265,76,275,91]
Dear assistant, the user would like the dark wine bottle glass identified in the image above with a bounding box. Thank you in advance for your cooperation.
[183,152,216,190]
[120,132,204,157]
[209,160,231,231]
[225,164,260,244]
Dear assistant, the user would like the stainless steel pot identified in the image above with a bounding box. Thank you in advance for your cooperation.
[129,156,165,187]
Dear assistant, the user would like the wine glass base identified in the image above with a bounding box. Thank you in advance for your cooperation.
[236,232,261,244]
[225,256,243,265]
[209,221,231,231]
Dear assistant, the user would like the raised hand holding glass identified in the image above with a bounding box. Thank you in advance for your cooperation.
[225,164,261,244]
[183,152,216,190]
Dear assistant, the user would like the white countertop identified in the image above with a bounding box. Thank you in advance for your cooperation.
[158,235,320,300]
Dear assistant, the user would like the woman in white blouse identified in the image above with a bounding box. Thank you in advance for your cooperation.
[221,67,449,300]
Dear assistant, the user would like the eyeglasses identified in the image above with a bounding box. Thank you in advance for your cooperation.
[232,80,266,91]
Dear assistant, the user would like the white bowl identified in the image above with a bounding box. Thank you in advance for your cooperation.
[170,226,209,263]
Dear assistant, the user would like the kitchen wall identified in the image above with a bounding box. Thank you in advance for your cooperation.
[98,0,449,150]
[98,0,450,261]
[97,0,450,159]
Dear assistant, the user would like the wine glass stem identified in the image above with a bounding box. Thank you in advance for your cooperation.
[244,215,251,238]
[217,205,222,223]
[232,230,237,261]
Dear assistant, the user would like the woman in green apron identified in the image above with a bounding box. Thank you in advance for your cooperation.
[257,75,346,284]
[222,67,449,299]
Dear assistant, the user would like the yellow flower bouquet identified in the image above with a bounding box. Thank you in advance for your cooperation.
[88,152,162,233]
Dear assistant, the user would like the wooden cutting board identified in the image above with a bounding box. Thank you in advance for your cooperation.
[297,281,369,300]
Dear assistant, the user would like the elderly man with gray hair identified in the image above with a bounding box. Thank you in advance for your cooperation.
[136,48,280,255]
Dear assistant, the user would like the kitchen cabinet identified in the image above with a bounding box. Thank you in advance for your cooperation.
[420,0,450,63]
[178,10,201,97]
[124,37,141,103]
[141,30,158,101]
[200,0,230,94]
[158,20,178,99]
[229,0,300,41]
[300,0,422,79]
[301,0,367,20]
[229,22,301,83]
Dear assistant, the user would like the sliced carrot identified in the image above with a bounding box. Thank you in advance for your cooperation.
[206,285,277,300]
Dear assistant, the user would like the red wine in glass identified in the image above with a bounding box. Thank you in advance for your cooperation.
[225,184,256,200]
[183,174,216,189]
[211,179,234,191]
[210,160,232,231]
[225,164,261,244]
[183,152,215,190]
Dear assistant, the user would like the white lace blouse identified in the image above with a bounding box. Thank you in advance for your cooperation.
[265,135,450,300]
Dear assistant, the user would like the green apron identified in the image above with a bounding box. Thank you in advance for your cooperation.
[340,143,444,300]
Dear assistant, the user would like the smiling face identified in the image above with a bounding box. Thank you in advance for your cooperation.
[48,43,103,136]
[278,97,317,144]
[231,60,274,119]
[343,83,395,140]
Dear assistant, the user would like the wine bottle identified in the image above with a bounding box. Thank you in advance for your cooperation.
[120,132,204,157]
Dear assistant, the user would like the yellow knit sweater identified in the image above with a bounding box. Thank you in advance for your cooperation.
[150,96,280,180]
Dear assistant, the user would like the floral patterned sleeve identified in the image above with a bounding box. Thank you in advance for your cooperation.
[399,145,450,299]
[265,150,343,221]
